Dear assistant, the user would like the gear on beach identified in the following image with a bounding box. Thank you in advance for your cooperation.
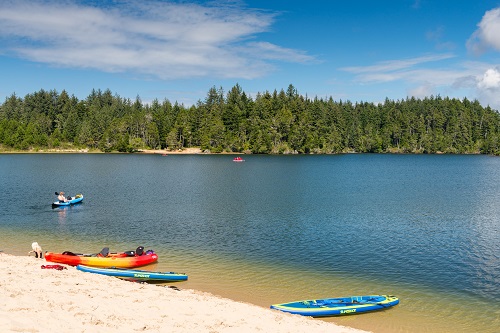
[41,264,67,270]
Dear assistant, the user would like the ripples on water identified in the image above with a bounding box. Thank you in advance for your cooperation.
[0,154,499,333]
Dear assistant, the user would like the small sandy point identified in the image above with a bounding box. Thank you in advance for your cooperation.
[0,253,368,333]
[138,148,203,154]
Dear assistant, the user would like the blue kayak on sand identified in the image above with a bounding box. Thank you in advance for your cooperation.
[270,295,399,317]
[76,265,188,282]
[52,194,83,208]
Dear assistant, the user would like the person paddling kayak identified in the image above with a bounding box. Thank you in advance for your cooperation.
[57,191,68,202]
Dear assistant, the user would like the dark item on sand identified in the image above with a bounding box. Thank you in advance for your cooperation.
[41,264,67,270]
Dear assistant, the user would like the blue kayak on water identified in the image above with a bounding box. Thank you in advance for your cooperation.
[52,194,83,208]
[270,295,399,317]
[76,265,188,282]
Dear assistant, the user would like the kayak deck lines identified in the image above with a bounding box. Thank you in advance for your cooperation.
[270,295,399,317]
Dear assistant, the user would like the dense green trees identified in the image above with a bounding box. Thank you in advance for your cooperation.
[0,85,499,154]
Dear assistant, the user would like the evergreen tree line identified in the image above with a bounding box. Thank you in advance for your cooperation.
[0,84,499,154]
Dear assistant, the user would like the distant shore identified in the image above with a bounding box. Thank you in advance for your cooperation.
[0,253,366,333]
[0,147,242,155]
[1,147,491,155]
[138,148,204,154]
[0,148,203,154]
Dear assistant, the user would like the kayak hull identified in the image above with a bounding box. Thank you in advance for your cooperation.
[76,265,187,282]
[270,295,399,317]
[52,195,83,208]
[45,251,158,268]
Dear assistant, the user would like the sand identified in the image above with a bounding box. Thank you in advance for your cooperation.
[138,148,203,154]
[0,253,367,333]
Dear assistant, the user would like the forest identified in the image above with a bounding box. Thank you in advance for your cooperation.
[0,84,499,155]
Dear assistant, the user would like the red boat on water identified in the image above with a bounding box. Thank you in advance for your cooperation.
[233,156,245,162]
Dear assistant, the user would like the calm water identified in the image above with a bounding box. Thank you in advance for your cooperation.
[0,153,499,332]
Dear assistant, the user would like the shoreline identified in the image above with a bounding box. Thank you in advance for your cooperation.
[0,147,236,155]
[138,148,204,154]
[0,253,367,333]
[0,145,491,155]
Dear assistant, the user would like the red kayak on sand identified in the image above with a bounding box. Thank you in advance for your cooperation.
[45,247,158,268]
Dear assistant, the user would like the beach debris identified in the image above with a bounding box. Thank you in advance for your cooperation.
[41,264,67,270]
[167,285,181,291]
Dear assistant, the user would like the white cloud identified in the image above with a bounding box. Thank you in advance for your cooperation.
[408,83,435,99]
[467,7,500,54]
[426,26,455,51]
[477,67,500,90]
[245,42,313,63]
[476,67,500,109]
[0,0,313,80]
[339,55,500,110]
[340,54,457,84]
[341,54,455,77]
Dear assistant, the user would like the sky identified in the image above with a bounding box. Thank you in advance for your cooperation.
[1,0,500,110]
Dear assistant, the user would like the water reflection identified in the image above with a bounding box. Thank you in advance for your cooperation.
[0,154,499,333]
[55,207,67,224]
[52,203,84,226]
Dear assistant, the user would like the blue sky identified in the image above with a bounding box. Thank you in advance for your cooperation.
[1,0,500,110]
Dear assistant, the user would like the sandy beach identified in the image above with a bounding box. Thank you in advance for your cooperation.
[0,253,367,333]
[138,148,204,154]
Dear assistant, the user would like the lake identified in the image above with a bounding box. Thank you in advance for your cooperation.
[0,153,499,333]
